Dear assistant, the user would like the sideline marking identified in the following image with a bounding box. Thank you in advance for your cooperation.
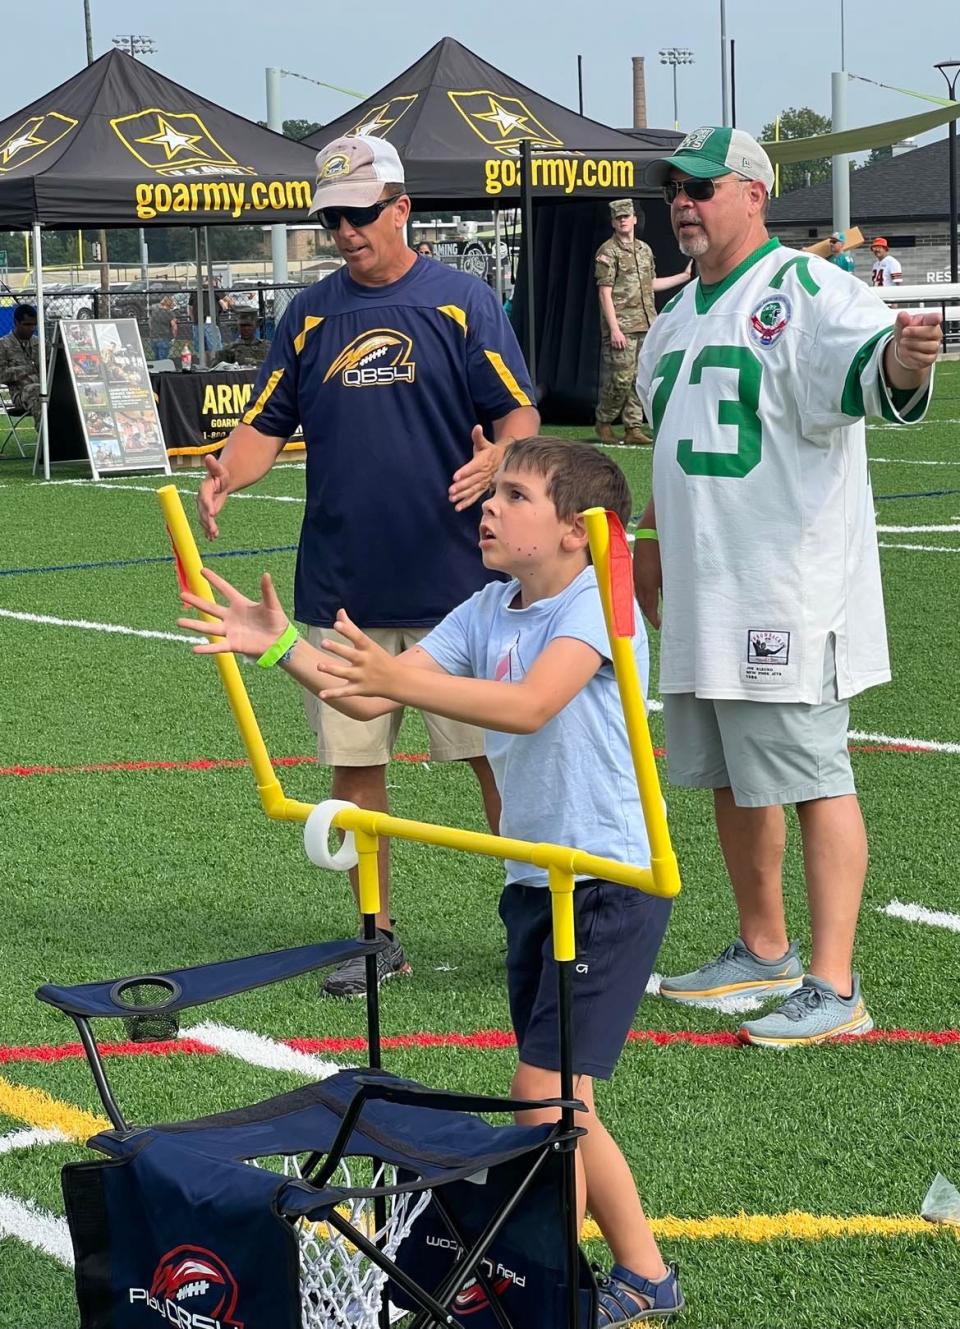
[587,1212,957,1243]
[0,545,297,579]
[186,1021,340,1079]
[880,899,960,933]
[0,1073,105,1139]
[0,1193,74,1266]
[879,541,960,553]
[871,456,960,465]
[0,606,193,643]
[848,728,960,756]
[0,1193,951,1276]
[4,1025,960,1066]
[0,1126,67,1155]
[875,523,960,533]
[31,479,302,504]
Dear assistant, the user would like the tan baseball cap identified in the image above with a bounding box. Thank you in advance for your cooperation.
[308,135,405,215]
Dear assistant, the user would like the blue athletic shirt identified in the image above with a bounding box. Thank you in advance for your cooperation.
[420,566,651,887]
[242,257,534,627]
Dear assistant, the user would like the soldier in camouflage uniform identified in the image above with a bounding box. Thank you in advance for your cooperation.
[595,200,691,445]
[220,309,269,368]
[0,304,41,423]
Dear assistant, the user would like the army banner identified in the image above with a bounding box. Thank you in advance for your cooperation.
[0,49,317,229]
[309,37,675,205]
[44,319,170,479]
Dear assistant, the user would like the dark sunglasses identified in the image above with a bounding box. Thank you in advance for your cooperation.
[316,192,403,231]
[662,177,724,204]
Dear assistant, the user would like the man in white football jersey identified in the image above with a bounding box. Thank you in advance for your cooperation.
[632,126,941,1048]
[870,237,903,286]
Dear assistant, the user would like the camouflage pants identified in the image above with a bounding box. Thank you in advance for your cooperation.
[596,332,646,428]
[10,382,40,424]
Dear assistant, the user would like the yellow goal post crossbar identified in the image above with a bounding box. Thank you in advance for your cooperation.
[156,487,680,964]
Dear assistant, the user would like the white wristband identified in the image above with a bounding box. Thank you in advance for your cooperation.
[891,339,914,371]
[303,799,360,871]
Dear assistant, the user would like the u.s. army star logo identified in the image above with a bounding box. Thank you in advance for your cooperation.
[0,113,79,173]
[110,109,254,175]
[448,91,562,152]
[346,96,418,139]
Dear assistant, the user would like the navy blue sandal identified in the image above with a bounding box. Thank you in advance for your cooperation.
[594,1261,684,1325]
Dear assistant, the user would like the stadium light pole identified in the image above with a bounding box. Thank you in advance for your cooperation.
[659,48,695,131]
[935,61,960,284]
[113,35,157,282]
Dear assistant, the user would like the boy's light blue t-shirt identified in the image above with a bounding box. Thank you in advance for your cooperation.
[419,565,651,887]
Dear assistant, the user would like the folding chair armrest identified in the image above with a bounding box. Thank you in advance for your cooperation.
[36,938,387,1020]
[351,1074,586,1116]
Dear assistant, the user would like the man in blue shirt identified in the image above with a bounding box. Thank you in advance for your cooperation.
[197,135,539,996]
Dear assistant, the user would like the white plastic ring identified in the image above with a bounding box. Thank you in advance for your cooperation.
[304,800,360,872]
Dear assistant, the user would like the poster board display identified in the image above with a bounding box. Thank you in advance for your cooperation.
[41,318,170,479]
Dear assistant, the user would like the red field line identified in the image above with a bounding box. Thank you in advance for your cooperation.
[3,1026,958,1065]
[1,741,944,781]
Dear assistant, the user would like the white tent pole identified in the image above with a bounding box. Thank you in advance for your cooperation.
[265,68,289,291]
[33,222,50,481]
[494,207,504,303]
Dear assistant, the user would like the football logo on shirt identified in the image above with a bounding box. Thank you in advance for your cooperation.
[747,630,790,664]
[748,293,792,348]
[323,329,416,387]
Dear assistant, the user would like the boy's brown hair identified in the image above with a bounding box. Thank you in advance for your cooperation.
[501,437,633,527]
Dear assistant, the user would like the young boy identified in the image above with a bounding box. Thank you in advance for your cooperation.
[178,438,683,1325]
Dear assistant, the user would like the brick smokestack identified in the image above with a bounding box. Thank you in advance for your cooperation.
[632,56,647,129]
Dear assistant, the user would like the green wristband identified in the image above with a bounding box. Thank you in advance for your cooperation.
[634,528,659,541]
[256,622,299,669]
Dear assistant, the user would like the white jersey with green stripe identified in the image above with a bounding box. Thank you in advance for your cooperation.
[636,237,932,703]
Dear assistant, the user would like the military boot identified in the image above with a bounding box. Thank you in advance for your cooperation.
[595,422,618,444]
[623,426,652,446]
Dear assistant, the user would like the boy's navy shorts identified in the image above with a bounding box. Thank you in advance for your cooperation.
[498,878,672,1080]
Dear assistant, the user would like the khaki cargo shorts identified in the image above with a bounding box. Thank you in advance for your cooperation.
[303,625,485,767]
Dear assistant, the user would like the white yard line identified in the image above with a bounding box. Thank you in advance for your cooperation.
[870,456,960,466]
[880,899,960,933]
[30,479,301,503]
[848,729,960,755]
[875,523,960,533]
[185,1021,341,1079]
[0,606,194,643]
[879,542,960,552]
[0,1193,73,1266]
[0,1127,67,1155]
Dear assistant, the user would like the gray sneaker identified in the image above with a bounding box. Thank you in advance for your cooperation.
[659,937,803,1004]
[738,974,874,1048]
[322,930,412,999]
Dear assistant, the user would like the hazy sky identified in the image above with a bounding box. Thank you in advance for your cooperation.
[5,0,958,150]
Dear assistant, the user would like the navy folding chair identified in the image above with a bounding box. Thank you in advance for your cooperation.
[39,940,597,1329]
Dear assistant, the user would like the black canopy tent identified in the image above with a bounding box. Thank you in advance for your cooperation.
[306,38,684,422]
[0,48,319,474]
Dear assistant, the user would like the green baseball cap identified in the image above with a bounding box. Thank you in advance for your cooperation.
[649,126,775,191]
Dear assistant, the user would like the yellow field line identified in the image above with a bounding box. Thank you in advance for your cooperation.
[585,1212,958,1242]
[1,1076,954,1244]
[0,1074,106,1141]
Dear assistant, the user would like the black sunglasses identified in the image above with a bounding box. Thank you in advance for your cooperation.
[662,177,725,204]
[316,192,404,231]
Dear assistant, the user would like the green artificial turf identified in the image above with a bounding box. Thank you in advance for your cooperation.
[1,372,959,1327]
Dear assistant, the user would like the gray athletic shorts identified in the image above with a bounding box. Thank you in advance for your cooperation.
[662,644,855,808]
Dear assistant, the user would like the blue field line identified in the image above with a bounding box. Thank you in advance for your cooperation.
[874,488,960,501]
[0,545,298,578]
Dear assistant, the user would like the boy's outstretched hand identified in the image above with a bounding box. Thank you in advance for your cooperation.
[319,609,398,699]
[178,567,290,659]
